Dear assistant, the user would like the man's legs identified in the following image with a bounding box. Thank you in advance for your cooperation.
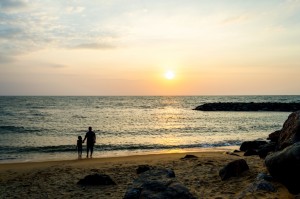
[86,146,90,158]
[90,145,94,158]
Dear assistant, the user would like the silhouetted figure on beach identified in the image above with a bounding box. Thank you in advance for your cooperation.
[76,136,83,159]
[83,127,96,158]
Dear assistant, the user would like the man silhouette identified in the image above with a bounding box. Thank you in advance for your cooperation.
[83,127,96,158]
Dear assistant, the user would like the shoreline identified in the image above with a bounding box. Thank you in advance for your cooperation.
[0,146,239,164]
[0,150,293,198]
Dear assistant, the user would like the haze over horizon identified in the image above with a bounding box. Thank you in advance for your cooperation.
[1,0,300,96]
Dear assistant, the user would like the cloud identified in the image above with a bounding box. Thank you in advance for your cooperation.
[0,27,22,38]
[0,54,14,64]
[0,0,27,11]
[66,6,85,14]
[41,63,68,68]
[72,42,116,50]
[0,0,120,60]
[220,14,250,25]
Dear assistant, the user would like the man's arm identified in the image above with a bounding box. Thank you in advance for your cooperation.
[83,134,87,143]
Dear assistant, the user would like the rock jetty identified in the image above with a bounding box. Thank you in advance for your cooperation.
[194,102,300,111]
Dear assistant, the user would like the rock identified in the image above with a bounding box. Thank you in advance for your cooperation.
[256,173,274,181]
[225,151,240,156]
[181,155,198,160]
[193,102,300,111]
[219,159,249,181]
[247,179,276,193]
[77,174,116,186]
[237,174,276,198]
[276,111,300,150]
[257,142,277,159]
[255,181,276,192]
[244,149,258,156]
[241,141,276,158]
[136,165,151,174]
[267,130,281,142]
[265,142,300,194]
[240,141,268,152]
[123,169,196,199]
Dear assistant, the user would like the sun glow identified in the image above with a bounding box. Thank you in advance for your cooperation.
[165,71,175,80]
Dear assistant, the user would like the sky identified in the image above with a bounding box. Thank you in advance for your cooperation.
[0,0,300,96]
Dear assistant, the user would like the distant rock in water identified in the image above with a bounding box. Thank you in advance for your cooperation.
[194,102,300,112]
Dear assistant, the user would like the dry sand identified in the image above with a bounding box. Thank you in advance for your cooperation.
[0,151,294,199]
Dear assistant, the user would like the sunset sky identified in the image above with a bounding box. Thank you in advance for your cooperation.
[1,0,300,95]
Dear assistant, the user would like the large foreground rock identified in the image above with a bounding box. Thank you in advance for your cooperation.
[77,174,116,186]
[219,159,249,181]
[275,111,300,150]
[265,142,300,194]
[123,168,196,199]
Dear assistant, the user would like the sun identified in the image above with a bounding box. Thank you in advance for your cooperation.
[165,71,175,80]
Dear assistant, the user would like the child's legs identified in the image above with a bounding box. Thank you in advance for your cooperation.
[78,148,82,157]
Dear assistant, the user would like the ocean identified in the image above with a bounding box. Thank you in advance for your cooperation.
[0,96,298,163]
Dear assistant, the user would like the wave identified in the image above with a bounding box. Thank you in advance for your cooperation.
[0,140,243,154]
[0,126,41,133]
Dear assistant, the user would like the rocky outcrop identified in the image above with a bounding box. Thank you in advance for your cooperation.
[267,130,281,143]
[265,142,300,194]
[241,111,300,158]
[123,168,196,199]
[240,141,268,152]
[194,102,300,111]
[77,173,116,186]
[239,141,277,158]
[275,111,300,150]
[257,142,277,158]
[219,159,249,181]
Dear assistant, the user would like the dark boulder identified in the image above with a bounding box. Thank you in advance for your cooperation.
[225,151,240,157]
[257,142,277,159]
[123,168,196,199]
[219,159,249,181]
[77,173,116,186]
[136,165,151,174]
[265,142,300,194]
[181,154,198,160]
[256,173,274,182]
[240,141,268,152]
[276,111,300,150]
[237,174,276,198]
[267,130,281,143]
[244,149,258,156]
[253,181,276,192]
[245,179,277,193]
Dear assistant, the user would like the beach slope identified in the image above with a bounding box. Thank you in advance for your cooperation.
[0,152,293,198]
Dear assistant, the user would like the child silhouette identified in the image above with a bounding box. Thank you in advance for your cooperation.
[76,136,83,159]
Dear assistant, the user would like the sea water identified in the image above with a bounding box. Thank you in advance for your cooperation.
[0,96,298,163]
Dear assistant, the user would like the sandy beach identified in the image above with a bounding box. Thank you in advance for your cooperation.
[0,151,294,199]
